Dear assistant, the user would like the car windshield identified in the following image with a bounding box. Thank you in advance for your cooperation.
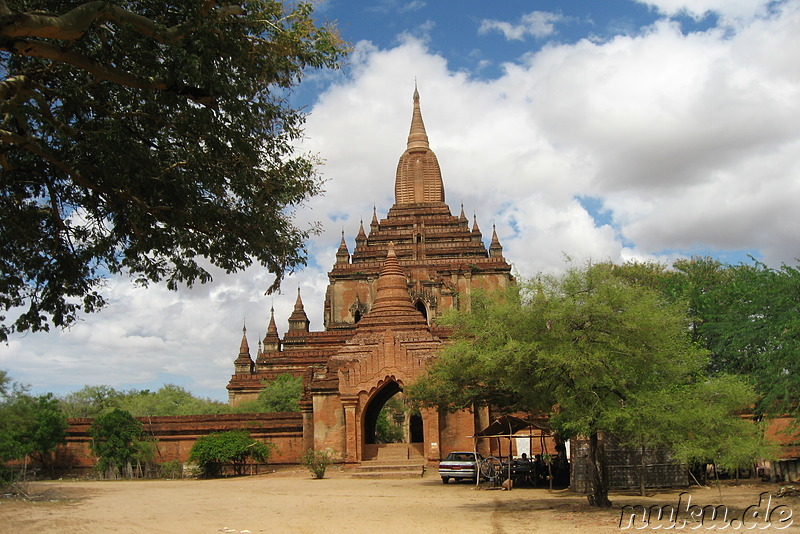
[446,453,475,462]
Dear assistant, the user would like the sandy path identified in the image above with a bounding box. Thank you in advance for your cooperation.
[2,468,799,533]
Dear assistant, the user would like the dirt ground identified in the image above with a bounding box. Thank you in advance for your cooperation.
[2,467,800,533]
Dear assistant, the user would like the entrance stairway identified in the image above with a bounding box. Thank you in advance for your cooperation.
[351,443,427,479]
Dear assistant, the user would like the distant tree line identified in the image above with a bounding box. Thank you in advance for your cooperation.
[58,374,302,418]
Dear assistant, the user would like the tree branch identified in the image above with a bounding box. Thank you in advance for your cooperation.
[2,38,214,105]
[1,1,245,42]
[0,74,31,100]
[1,2,149,41]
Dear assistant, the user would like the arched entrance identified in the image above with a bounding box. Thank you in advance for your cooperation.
[362,379,424,447]
[414,300,428,321]
[363,380,402,444]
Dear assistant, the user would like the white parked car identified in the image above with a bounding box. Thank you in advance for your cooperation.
[438,451,483,484]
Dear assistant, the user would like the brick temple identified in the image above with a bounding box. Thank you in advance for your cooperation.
[226,88,514,464]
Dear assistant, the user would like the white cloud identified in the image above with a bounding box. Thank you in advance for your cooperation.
[398,1,426,14]
[365,0,426,15]
[636,0,776,26]
[479,11,564,41]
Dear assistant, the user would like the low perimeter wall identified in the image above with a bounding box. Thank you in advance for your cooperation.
[53,412,304,471]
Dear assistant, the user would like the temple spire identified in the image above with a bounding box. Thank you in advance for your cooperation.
[407,85,430,152]
[288,288,310,332]
[369,243,415,311]
[336,229,350,264]
[262,306,281,352]
[489,224,504,258]
[352,241,429,329]
[370,206,379,232]
[395,87,445,205]
[355,219,367,246]
[239,323,249,355]
[234,323,254,374]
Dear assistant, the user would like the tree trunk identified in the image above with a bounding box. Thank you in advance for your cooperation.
[639,443,646,497]
[587,432,612,507]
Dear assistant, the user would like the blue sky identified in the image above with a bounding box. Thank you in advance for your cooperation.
[2,0,799,401]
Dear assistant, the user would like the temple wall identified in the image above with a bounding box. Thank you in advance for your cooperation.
[311,393,346,460]
[328,278,375,325]
[437,409,478,456]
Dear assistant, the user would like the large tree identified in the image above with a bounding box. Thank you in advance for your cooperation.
[0,1,346,341]
[89,407,149,478]
[409,263,766,507]
[613,258,800,420]
[686,261,800,418]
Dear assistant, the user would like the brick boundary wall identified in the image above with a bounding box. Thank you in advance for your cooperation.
[52,412,304,472]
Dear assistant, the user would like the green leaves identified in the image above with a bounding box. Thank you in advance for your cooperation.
[0,372,68,465]
[255,373,302,412]
[0,1,348,340]
[188,429,273,477]
[88,407,149,475]
[234,373,302,413]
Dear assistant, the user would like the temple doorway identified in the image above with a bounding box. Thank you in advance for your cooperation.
[363,380,423,446]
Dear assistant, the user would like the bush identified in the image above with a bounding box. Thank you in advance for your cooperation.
[301,449,335,479]
[0,464,18,492]
[159,460,183,479]
[189,430,273,478]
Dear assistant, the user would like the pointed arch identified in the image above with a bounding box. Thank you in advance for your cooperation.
[414,299,428,321]
[362,378,403,445]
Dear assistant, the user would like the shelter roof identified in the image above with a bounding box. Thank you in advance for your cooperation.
[473,415,549,438]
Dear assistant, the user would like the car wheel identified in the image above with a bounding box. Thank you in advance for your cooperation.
[441,476,450,484]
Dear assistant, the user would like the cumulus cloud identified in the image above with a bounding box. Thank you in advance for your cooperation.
[479,11,565,40]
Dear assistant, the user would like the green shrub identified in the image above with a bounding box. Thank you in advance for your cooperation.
[159,460,183,479]
[189,430,273,478]
[0,465,18,492]
[301,449,335,479]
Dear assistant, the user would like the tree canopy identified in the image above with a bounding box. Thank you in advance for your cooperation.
[0,371,68,470]
[59,383,230,417]
[609,258,800,419]
[0,1,347,341]
[409,262,769,507]
[677,260,800,418]
[248,372,302,412]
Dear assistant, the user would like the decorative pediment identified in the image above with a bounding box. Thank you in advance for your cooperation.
[334,328,439,396]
